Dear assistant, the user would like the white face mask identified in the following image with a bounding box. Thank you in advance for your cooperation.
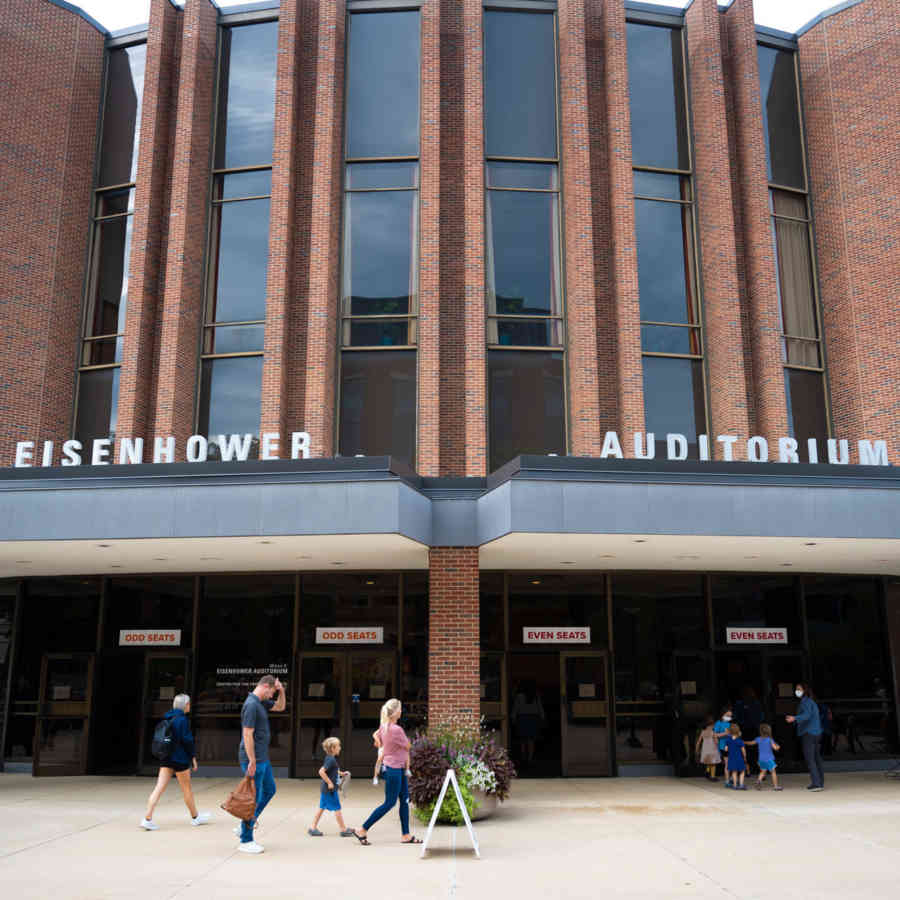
[723,715,732,722]
[795,689,804,698]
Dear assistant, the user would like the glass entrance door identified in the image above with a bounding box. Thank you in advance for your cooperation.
[348,653,396,768]
[139,654,190,774]
[33,654,94,776]
[763,649,806,771]
[296,654,343,774]
[671,650,715,774]
[560,652,611,776]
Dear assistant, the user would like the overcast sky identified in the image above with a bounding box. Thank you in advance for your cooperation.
[77,0,845,35]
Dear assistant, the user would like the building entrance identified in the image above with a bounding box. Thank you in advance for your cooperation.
[295,651,396,775]
[33,654,94,776]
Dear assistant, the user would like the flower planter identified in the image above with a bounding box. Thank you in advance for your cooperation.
[470,789,499,821]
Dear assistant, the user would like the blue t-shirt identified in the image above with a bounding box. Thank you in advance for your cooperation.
[320,754,340,795]
[238,694,276,765]
[726,736,745,770]
[756,736,775,764]
[714,719,731,751]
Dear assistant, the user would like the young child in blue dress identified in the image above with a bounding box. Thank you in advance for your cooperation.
[750,723,782,790]
[309,737,355,837]
[725,723,747,790]
[714,707,733,782]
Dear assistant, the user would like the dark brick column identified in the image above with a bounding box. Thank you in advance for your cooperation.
[153,0,218,444]
[428,547,480,735]
[798,0,899,453]
[117,0,181,450]
[0,1,104,461]
[685,0,752,448]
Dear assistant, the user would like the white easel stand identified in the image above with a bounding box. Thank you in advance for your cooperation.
[420,768,480,859]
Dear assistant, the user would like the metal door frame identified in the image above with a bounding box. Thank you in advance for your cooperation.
[138,651,192,774]
[559,650,611,777]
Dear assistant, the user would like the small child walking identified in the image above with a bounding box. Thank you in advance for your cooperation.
[751,723,782,790]
[309,737,355,837]
[695,717,721,781]
[714,707,733,782]
[725,723,748,790]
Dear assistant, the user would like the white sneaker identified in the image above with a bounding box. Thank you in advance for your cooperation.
[238,840,264,854]
[140,819,158,831]
[191,812,211,826]
[233,824,241,837]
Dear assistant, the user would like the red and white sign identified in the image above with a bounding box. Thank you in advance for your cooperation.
[119,629,181,646]
[726,627,788,645]
[316,627,384,645]
[523,627,591,644]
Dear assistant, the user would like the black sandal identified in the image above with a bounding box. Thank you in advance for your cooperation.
[402,836,423,844]
[352,830,371,845]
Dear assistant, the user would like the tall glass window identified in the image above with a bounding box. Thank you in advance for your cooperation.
[74,43,146,447]
[484,10,565,472]
[338,11,420,465]
[627,23,705,458]
[198,22,277,458]
[759,45,828,459]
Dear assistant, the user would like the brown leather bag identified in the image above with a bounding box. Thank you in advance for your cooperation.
[220,775,256,821]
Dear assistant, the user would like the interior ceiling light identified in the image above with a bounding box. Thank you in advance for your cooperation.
[200,556,224,561]
[15,560,31,564]
[331,561,346,566]
[531,579,542,585]
[97,543,111,548]
[259,540,273,545]
[153,557,168,561]
[365,579,375,585]
[560,561,576,565]
[297,554,312,559]
[804,542,818,547]
[675,555,700,560]
[597,554,616,559]
[743,555,760,559]
[781,562,793,567]
[633,539,647,543]
[110,565,122,568]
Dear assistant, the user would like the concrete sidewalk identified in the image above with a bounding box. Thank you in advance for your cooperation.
[1,771,899,898]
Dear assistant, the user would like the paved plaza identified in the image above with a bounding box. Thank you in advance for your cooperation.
[1,771,899,898]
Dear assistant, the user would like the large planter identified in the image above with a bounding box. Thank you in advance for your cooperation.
[470,789,499,821]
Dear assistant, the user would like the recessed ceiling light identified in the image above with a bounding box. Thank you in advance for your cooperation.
[804,542,817,547]
[110,565,122,568]
[781,562,793,567]
[633,539,647,543]
[560,561,576,565]
[331,561,345,566]
[200,556,224,561]
[531,579,542,585]
[97,543,111,548]
[153,557,168,561]
[259,540,273,545]
[365,579,375,585]
[297,554,312,559]
[597,554,616,559]
[15,560,31,564]
[675,555,700,560]
[743,555,760,560]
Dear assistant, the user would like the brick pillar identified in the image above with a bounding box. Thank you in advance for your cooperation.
[117,0,180,451]
[601,0,644,437]
[685,0,751,449]
[559,0,603,457]
[260,0,303,439]
[302,0,346,459]
[721,0,789,442]
[798,0,900,453]
[463,0,487,476]
[416,0,442,475]
[428,547,480,735]
[0,1,104,461]
[153,0,217,444]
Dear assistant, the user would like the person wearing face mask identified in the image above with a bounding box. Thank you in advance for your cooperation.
[713,707,733,783]
[786,682,824,791]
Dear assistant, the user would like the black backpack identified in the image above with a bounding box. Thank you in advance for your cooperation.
[151,718,175,761]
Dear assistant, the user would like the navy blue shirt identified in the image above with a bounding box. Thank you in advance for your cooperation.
[320,754,339,795]
[238,693,275,765]
[164,709,195,767]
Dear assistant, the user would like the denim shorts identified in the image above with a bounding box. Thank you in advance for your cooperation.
[758,759,777,771]
[320,790,341,811]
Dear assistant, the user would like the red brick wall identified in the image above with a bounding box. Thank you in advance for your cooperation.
[153,0,217,444]
[686,0,751,448]
[799,0,900,455]
[0,0,104,461]
[428,547,480,734]
[117,0,180,451]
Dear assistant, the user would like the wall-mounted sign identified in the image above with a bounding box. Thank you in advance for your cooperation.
[316,627,383,644]
[523,627,590,644]
[119,629,181,646]
[726,627,787,645]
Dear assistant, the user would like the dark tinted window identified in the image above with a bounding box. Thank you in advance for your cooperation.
[344,191,416,314]
[758,46,804,188]
[104,577,194,647]
[75,367,120,446]
[198,355,263,443]
[480,573,505,651]
[484,11,557,159]
[489,350,565,472]
[99,44,146,186]
[711,575,801,647]
[635,196,695,324]
[345,11,420,158]
[339,350,416,463]
[785,369,828,455]
[642,357,704,454]
[209,197,270,323]
[215,22,278,169]
[92,216,133,335]
[626,23,689,170]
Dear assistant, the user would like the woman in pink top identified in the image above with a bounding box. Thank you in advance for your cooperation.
[352,698,420,845]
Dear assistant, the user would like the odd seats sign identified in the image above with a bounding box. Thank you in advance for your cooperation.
[119,629,182,646]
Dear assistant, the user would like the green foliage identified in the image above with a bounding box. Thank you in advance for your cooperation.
[413,776,477,826]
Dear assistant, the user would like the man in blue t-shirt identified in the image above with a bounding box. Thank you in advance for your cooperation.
[237,674,286,853]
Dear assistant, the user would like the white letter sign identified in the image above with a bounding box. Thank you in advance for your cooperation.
[726,627,787,645]
[523,627,590,644]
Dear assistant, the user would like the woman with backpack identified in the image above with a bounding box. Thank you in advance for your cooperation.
[140,694,211,830]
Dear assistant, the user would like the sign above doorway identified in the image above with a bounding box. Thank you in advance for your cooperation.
[315,627,384,644]
[726,627,787,644]
[119,629,181,646]
[523,627,591,644]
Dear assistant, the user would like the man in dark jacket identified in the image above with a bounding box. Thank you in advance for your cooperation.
[786,682,825,791]
[141,694,211,829]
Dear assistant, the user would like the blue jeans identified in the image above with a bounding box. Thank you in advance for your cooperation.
[239,760,276,843]
[362,766,409,834]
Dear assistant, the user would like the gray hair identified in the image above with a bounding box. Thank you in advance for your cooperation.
[172,693,190,711]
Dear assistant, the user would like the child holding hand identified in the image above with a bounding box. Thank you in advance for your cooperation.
[309,737,355,837]
[725,723,748,790]
[750,723,782,790]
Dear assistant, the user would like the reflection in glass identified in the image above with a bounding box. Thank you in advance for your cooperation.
[215,22,278,169]
[758,45,805,189]
[711,575,800,645]
[640,324,700,355]
[633,171,687,201]
[493,318,563,348]
[204,324,265,354]
[198,355,263,442]
[75,366,121,446]
[345,11,420,159]
[484,11,557,159]
[487,191,560,316]
[486,162,558,190]
[339,350,416,464]
[784,369,828,454]
[642,356,704,453]
[343,191,416,314]
[626,23,689,170]
[92,215,133,336]
[346,162,418,190]
[97,188,135,216]
[346,320,410,347]
[635,198,695,325]
[81,337,123,366]
[99,43,146,187]
[489,350,564,472]
[209,198,270,323]
[215,169,272,200]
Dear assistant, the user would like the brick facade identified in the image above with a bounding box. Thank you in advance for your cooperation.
[427,547,480,734]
